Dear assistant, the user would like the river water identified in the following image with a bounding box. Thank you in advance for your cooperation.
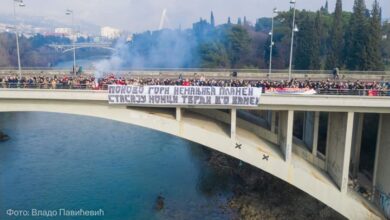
[0,112,236,220]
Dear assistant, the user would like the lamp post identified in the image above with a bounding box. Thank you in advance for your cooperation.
[268,8,278,77]
[288,0,298,81]
[13,0,25,79]
[66,9,76,75]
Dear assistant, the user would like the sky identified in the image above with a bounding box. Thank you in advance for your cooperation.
[1,0,389,33]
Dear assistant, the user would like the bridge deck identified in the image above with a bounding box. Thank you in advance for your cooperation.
[0,89,386,219]
[1,88,390,113]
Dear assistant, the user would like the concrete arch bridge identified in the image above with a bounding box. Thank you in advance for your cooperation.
[48,43,118,53]
[0,89,389,220]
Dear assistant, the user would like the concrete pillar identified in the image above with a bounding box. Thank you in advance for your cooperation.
[351,113,364,178]
[312,112,320,156]
[373,114,390,215]
[271,111,277,133]
[266,110,272,129]
[176,107,182,121]
[303,112,315,151]
[278,110,294,162]
[231,108,237,140]
[326,112,354,194]
[264,110,277,133]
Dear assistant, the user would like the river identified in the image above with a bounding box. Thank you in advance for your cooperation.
[0,112,345,220]
[0,112,236,220]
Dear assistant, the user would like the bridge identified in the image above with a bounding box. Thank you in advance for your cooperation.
[0,89,389,219]
[47,43,117,53]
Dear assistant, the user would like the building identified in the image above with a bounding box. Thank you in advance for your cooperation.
[54,28,72,36]
[0,23,8,33]
[101,26,121,39]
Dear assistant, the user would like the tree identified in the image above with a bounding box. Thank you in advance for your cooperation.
[237,17,242,25]
[382,21,390,69]
[366,0,384,70]
[325,0,329,14]
[255,18,272,32]
[223,26,251,68]
[295,14,317,70]
[311,12,322,69]
[326,0,344,69]
[227,17,231,25]
[345,0,369,70]
[199,42,229,68]
[210,11,215,27]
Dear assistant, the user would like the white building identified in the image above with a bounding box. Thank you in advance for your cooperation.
[54,28,72,36]
[101,26,121,39]
[0,23,8,32]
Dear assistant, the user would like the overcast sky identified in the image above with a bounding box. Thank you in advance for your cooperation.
[2,0,389,32]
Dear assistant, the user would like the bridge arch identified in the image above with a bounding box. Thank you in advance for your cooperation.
[62,46,117,53]
[0,99,384,220]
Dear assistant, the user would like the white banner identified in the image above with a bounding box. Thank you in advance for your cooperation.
[108,85,262,106]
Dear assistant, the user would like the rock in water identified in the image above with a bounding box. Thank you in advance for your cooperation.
[0,132,10,142]
[155,194,165,211]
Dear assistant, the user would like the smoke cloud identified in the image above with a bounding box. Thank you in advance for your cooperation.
[93,37,129,77]
[93,29,198,76]
[127,29,197,68]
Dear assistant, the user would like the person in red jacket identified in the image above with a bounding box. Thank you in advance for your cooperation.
[182,79,190,86]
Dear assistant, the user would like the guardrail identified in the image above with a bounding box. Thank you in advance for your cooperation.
[1,83,389,97]
[0,67,389,75]
[316,89,390,96]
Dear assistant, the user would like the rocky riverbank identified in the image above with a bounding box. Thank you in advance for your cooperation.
[205,149,346,220]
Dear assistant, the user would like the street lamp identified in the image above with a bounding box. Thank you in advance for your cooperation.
[66,9,76,75]
[13,0,25,79]
[268,8,279,77]
[288,0,298,81]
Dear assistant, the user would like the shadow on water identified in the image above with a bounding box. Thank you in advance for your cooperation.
[187,144,235,197]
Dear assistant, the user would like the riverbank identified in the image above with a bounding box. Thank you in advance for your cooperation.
[204,148,346,220]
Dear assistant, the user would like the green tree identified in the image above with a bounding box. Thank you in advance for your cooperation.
[382,21,390,69]
[210,11,215,27]
[294,13,320,70]
[325,0,329,13]
[199,42,229,68]
[345,0,369,70]
[366,0,384,70]
[223,26,251,68]
[255,18,272,32]
[311,11,322,69]
[326,0,344,69]
[237,17,242,25]
[321,0,329,14]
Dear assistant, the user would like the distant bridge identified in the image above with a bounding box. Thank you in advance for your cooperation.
[0,89,389,219]
[48,43,117,53]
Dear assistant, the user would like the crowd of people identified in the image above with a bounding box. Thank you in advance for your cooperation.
[0,75,96,90]
[0,73,389,95]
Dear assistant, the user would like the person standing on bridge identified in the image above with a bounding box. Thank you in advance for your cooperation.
[333,67,340,80]
[182,79,190,86]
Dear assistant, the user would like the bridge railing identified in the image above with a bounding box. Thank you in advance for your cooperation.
[1,82,390,97]
[316,89,390,96]
[0,67,389,75]
[0,82,95,90]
